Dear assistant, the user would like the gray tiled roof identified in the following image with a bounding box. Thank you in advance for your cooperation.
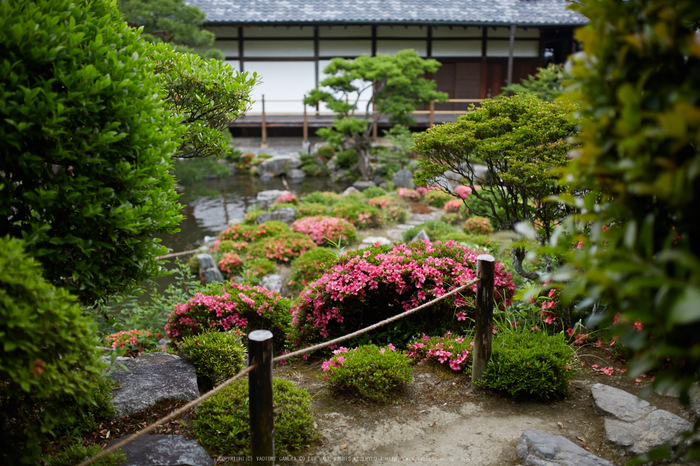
[186,0,587,26]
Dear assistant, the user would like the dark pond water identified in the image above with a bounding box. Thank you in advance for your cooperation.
[159,173,349,255]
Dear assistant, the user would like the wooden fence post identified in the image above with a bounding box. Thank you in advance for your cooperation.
[249,330,274,465]
[471,254,495,384]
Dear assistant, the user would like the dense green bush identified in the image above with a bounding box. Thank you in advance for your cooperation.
[296,202,330,218]
[179,330,246,387]
[0,0,184,304]
[191,378,318,457]
[240,257,277,284]
[289,247,338,292]
[463,216,494,236]
[47,443,124,466]
[333,149,359,169]
[322,345,413,403]
[302,191,341,205]
[0,237,108,464]
[218,221,290,243]
[330,202,383,229]
[402,220,461,242]
[478,329,574,400]
[423,190,453,208]
[362,186,388,198]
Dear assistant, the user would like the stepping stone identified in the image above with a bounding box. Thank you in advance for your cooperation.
[361,236,392,246]
[591,383,692,455]
[517,429,613,465]
[113,434,214,466]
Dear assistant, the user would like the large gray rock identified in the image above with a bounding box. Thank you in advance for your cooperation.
[362,236,392,246]
[114,434,214,466]
[257,155,298,177]
[287,168,306,180]
[517,429,614,466]
[392,169,416,188]
[260,274,283,293]
[107,353,199,417]
[256,189,290,209]
[256,207,297,225]
[352,180,376,191]
[411,229,430,243]
[342,186,360,197]
[592,383,693,455]
[197,253,223,284]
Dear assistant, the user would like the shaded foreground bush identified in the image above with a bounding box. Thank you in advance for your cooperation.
[191,378,318,457]
[291,240,515,348]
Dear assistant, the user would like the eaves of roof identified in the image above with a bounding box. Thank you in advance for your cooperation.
[185,0,588,27]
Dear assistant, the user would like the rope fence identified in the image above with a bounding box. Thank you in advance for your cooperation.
[80,254,495,465]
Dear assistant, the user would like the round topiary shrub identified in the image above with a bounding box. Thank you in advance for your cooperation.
[444,199,463,213]
[303,191,341,205]
[191,378,318,457]
[0,236,107,463]
[291,216,357,246]
[362,186,388,198]
[291,240,515,347]
[463,216,494,236]
[424,190,454,208]
[322,344,413,403]
[478,328,575,400]
[397,188,421,202]
[178,329,246,387]
[288,247,338,292]
[240,257,277,284]
[295,202,329,218]
[330,202,383,229]
[246,231,317,263]
[165,282,291,353]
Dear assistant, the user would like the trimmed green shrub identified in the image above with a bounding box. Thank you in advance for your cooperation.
[478,328,575,400]
[322,345,413,403]
[179,330,246,386]
[191,378,318,457]
[0,237,108,464]
[330,202,383,229]
[423,190,453,208]
[463,216,494,236]
[362,186,388,198]
[218,221,290,243]
[165,282,291,353]
[289,247,338,292]
[0,0,184,304]
[302,191,341,205]
[296,202,329,218]
[246,231,317,263]
[240,257,277,284]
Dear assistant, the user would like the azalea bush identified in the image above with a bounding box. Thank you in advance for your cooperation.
[165,282,292,352]
[463,216,494,236]
[291,216,357,246]
[322,344,412,403]
[274,192,299,205]
[454,185,473,199]
[407,333,473,373]
[424,190,453,208]
[369,196,410,224]
[397,188,421,202]
[246,232,317,263]
[443,199,463,213]
[478,328,575,400]
[291,240,515,348]
[104,329,162,357]
[217,252,244,279]
[289,248,338,292]
[330,202,382,229]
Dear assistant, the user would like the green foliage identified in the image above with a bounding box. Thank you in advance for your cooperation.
[89,260,202,335]
[551,0,700,436]
[0,237,107,464]
[47,443,125,466]
[330,201,383,229]
[478,329,575,400]
[305,49,447,179]
[121,0,219,58]
[414,94,576,245]
[302,191,341,205]
[362,186,388,198]
[240,257,277,284]
[423,190,453,208]
[289,247,338,292]
[333,149,359,169]
[219,221,290,243]
[323,345,413,403]
[0,0,185,303]
[105,329,162,357]
[246,231,317,263]
[296,202,330,218]
[150,42,258,159]
[191,378,318,457]
[402,220,461,242]
[179,329,246,386]
[173,157,231,185]
[501,63,572,102]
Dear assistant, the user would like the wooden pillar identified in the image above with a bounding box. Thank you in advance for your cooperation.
[303,96,309,143]
[471,254,495,384]
[249,330,274,464]
[507,24,516,87]
[261,95,268,148]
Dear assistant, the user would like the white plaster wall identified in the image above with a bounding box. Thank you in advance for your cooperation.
[486,40,539,57]
[245,40,315,57]
[376,40,427,56]
[245,61,316,113]
[319,40,372,57]
[432,40,482,57]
